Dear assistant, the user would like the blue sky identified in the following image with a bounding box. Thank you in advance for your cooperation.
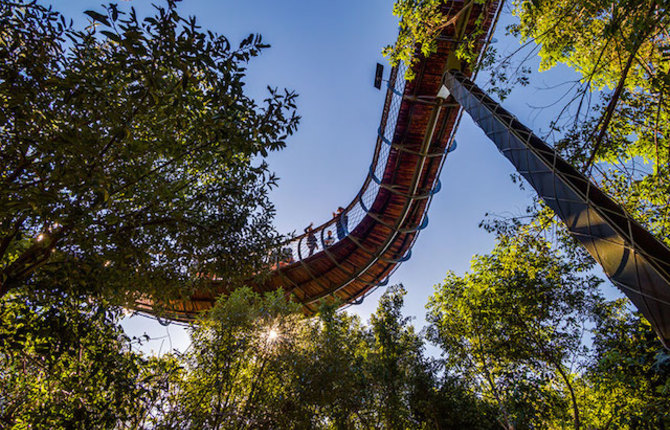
[53,0,621,353]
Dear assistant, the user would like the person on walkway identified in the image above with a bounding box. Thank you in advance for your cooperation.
[324,230,335,247]
[305,223,318,256]
[333,206,349,240]
[281,247,294,265]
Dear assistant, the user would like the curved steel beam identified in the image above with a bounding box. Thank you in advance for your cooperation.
[444,70,670,348]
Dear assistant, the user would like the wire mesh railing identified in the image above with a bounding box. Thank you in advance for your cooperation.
[268,64,409,271]
[133,0,504,321]
[269,0,501,304]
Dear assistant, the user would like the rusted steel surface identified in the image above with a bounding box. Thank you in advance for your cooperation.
[134,0,500,321]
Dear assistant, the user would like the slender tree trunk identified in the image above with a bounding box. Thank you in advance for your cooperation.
[238,354,269,430]
[474,336,514,430]
[584,1,657,170]
[583,48,638,171]
[554,361,580,430]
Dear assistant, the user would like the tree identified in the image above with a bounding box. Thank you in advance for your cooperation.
[288,302,371,428]
[362,284,430,428]
[366,284,494,429]
[511,0,669,163]
[386,3,670,427]
[580,301,670,429]
[0,288,177,429]
[0,0,299,306]
[384,0,494,79]
[426,223,603,430]
[510,0,670,248]
[157,287,307,429]
[150,285,496,429]
[0,282,501,429]
[162,286,430,429]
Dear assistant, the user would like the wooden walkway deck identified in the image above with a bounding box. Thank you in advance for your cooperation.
[135,0,501,322]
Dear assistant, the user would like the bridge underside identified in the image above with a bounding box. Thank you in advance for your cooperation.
[134,0,501,321]
[135,0,670,350]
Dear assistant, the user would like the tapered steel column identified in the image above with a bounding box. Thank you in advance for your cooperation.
[444,70,670,348]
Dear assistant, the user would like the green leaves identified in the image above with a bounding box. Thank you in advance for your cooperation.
[427,223,604,428]
[84,10,110,26]
[0,0,299,305]
[385,0,493,79]
[100,30,121,43]
[6,267,663,429]
[119,287,492,429]
[511,0,670,239]
[582,302,670,428]
[0,290,165,429]
[426,211,670,428]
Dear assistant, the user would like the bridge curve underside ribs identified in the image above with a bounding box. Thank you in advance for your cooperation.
[133,0,502,322]
[444,71,670,348]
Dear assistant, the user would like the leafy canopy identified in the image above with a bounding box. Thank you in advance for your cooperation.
[427,222,603,429]
[0,289,177,429]
[385,0,492,79]
[0,0,299,306]
[509,0,670,248]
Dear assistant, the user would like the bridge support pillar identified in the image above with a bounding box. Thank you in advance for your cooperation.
[443,70,670,348]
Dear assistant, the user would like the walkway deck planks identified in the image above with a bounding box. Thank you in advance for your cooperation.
[134,0,501,321]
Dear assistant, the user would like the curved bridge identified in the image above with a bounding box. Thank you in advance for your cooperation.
[135,0,670,348]
[134,0,502,321]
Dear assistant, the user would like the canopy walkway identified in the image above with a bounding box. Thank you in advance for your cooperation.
[134,0,501,321]
[135,0,670,347]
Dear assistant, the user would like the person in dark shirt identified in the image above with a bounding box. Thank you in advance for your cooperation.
[305,223,318,256]
[281,247,294,265]
[333,206,349,240]
[324,230,335,247]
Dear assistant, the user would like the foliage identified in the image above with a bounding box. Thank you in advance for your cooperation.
[289,302,371,428]
[509,0,670,245]
[2,277,667,429]
[0,284,496,429]
[3,2,669,429]
[385,0,493,79]
[509,0,669,154]
[511,0,667,92]
[554,94,670,249]
[0,0,299,306]
[161,285,493,429]
[159,287,309,429]
[365,285,494,429]
[0,289,176,429]
[427,222,603,429]
[365,284,425,427]
[580,301,670,429]
[427,209,670,429]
